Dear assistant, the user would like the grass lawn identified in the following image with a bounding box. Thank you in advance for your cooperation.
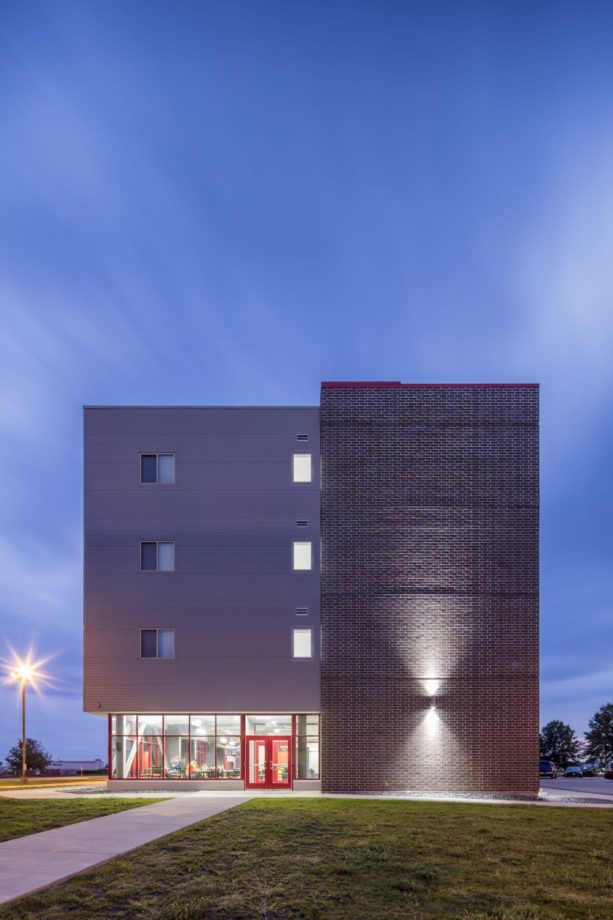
[0,797,167,843]
[1,799,611,919]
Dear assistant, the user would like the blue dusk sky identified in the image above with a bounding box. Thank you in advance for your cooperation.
[1,1,612,761]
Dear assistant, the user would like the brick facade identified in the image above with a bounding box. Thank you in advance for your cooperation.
[320,383,539,795]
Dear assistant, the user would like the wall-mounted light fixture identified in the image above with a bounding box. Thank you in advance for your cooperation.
[423,678,440,698]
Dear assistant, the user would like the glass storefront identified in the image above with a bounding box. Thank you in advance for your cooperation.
[111,714,241,780]
[110,713,319,783]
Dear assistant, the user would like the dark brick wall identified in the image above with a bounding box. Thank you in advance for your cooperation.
[320,383,539,795]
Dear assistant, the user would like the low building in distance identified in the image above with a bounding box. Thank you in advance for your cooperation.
[47,758,106,775]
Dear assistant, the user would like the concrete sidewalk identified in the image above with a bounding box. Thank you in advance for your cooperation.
[3,784,612,807]
[0,793,247,906]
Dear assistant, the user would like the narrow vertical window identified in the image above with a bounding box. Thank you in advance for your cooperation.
[292,453,312,483]
[140,629,157,658]
[157,542,175,571]
[140,542,157,571]
[293,628,313,659]
[157,629,175,659]
[292,541,312,571]
[141,454,157,483]
[158,454,175,483]
[295,714,320,779]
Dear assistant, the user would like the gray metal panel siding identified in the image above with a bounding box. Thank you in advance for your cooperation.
[84,407,320,714]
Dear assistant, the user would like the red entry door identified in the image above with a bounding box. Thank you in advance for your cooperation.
[247,738,267,788]
[246,737,292,789]
[269,737,291,788]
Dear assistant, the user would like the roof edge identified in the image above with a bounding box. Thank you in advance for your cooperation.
[83,405,320,410]
[321,381,539,388]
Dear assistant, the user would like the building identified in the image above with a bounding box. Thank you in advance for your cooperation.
[47,758,106,776]
[83,382,539,795]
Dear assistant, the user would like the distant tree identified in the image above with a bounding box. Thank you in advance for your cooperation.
[539,720,580,766]
[584,703,613,764]
[5,738,52,774]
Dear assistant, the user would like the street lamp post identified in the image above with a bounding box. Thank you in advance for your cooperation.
[1,653,49,783]
[13,664,34,784]
[21,675,27,782]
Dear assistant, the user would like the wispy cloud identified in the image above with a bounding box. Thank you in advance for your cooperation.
[514,133,613,449]
[0,534,81,635]
[542,666,613,701]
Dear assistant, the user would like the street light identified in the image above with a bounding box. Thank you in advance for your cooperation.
[13,665,35,783]
[1,651,51,784]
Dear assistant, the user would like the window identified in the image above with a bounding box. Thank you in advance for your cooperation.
[293,627,312,659]
[158,628,175,657]
[165,715,189,734]
[110,713,242,781]
[292,453,312,483]
[245,715,292,735]
[295,714,320,780]
[141,629,157,657]
[292,541,312,571]
[216,715,242,779]
[163,715,189,779]
[140,541,175,571]
[141,628,175,659]
[189,718,215,778]
[140,453,175,484]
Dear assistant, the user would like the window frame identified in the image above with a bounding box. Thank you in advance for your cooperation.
[140,540,176,573]
[292,626,313,660]
[139,452,176,485]
[140,628,176,660]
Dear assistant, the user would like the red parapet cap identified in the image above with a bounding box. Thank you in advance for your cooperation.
[321,381,402,388]
[321,381,539,388]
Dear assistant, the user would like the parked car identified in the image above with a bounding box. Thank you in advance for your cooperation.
[564,765,583,777]
[581,764,596,777]
[539,760,557,779]
[604,768,613,780]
